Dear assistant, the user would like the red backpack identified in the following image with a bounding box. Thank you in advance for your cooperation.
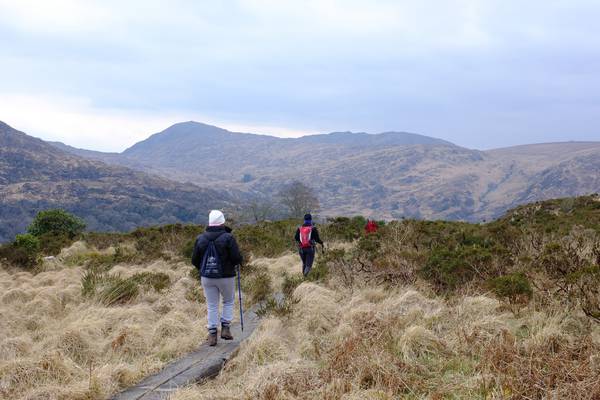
[299,226,313,248]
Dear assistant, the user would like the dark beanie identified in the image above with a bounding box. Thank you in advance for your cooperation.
[304,213,312,221]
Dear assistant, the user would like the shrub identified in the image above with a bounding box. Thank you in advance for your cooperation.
[181,238,196,259]
[306,256,329,282]
[236,220,297,258]
[421,244,500,291]
[568,265,600,322]
[244,270,273,303]
[36,233,73,256]
[489,273,532,314]
[10,234,41,268]
[28,209,86,239]
[282,273,304,297]
[256,295,295,318]
[322,216,366,242]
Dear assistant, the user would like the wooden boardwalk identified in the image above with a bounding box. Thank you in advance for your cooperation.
[110,308,260,400]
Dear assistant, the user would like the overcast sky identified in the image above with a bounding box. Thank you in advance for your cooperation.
[0,0,599,151]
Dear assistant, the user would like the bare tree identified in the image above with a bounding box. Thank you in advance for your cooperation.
[247,200,276,223]
[278,180,320,218]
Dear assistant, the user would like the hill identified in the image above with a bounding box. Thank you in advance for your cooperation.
[50,122,600,222]
[0,121,233,242]
[1,195,599,399]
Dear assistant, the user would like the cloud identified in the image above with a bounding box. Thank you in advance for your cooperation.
[0,0,599,150]
[0,0,113,34]
[0,93,309,151]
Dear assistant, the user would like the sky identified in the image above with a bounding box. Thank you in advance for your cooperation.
[0,0,599,152]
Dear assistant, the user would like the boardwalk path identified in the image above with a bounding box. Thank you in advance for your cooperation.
[111,308,260,400]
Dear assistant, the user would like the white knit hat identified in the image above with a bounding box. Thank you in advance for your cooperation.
[208,210,225,226]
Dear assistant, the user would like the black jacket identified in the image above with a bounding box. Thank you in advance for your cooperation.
[294,224,324,246]
[191,226,243,278]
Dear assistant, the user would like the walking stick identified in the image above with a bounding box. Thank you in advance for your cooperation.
[237,264,244,331]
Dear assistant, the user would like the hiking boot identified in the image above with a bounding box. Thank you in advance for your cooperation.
[207,330,218,346]
[221,324,233,340]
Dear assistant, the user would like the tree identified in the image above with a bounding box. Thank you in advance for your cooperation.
[27,209,86,238]
[247,200,277,223]
[278,181,320,218]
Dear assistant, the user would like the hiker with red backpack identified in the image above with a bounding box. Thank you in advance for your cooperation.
[294,213,324,277]
[191,210,243,347]
[365,219,378,234]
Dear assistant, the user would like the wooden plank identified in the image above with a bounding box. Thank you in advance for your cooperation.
[110,308,260,400]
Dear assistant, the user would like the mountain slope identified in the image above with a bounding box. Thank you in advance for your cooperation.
[50,121,600,222]
[0,121,233,242]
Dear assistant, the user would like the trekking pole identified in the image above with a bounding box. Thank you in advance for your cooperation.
[236,264,244,332]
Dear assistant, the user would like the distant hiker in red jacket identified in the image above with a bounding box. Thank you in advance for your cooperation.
[294,213,324,277]
[365,219,378,234]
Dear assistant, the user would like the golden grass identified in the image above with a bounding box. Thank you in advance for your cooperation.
[0,242,210,400]
[169,255,600,400]
[3,244,599,399]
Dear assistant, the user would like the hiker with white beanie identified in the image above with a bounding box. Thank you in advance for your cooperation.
[191,210,243,346]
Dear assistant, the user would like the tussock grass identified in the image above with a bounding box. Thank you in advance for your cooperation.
[0,258,211,399]
[169,253,600,400]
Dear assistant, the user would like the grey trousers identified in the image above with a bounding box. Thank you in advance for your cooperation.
[201,276,235,331]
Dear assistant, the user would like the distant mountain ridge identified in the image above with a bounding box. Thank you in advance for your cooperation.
[0,121,234,242]
[43,121,600,222]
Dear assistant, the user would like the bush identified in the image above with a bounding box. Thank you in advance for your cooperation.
[236,220,297,258]
[306,255,330,282]
[28,209,86,239]
[36,233,73,256]
[568,265,600,322]
[181,238,196,259]
[244,270,273,303]
[256,295,295,318]
[489,273,532,314]
[421,245,494,291]
[282,273,304,297]
[4,233,40,268]
[323,216,367,242]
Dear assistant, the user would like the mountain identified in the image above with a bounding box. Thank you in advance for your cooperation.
[115,121,465,188]
[49,121,600,222]
[0,121,234,243]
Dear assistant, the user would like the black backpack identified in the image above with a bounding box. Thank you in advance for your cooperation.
[200,234,225,278]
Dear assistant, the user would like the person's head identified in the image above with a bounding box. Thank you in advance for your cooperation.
[208,210,226,226]
[303,213,312,225]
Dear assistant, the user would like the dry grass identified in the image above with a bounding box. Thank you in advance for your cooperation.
[3,243,599,399]
[169,255,600,400]
[0,242,211,400]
